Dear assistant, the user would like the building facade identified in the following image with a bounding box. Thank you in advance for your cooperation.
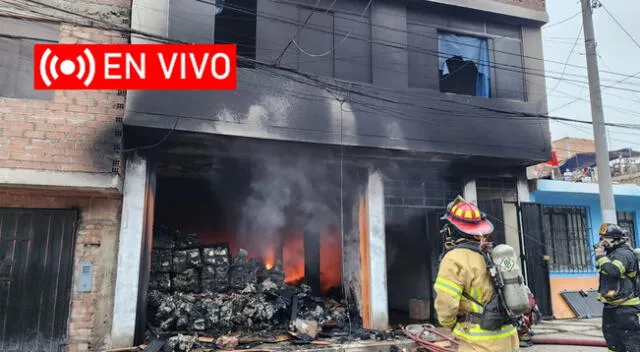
[0,0,128,351]
[0,0,553,350]
[113,0,552,348]
[529,179,640,319]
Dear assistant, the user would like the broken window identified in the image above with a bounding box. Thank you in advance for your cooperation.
[214,0,257,67]
[438,32,490,98]
[0,18,59,100]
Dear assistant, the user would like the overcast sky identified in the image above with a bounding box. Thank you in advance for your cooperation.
[542,1,640,150]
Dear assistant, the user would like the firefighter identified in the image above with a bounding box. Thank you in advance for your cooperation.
[433,196,520,352]
[595,223,640,352]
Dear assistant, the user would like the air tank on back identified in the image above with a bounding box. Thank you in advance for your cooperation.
[491,244,531,315]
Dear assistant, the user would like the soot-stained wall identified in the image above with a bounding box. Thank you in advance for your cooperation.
[125,0,551,165]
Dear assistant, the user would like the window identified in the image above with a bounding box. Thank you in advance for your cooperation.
[542,206,592,272]
[476,177,518,203]
[617,211,637,248]
[407,8,525,100]
[169,0,256,67]
[438,32,490,98]
[0,18,59,100]
[215,0,257,65]
[293,1,372,83]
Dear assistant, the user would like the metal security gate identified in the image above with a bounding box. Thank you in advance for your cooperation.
[519,202,552,318]
[0,209,78,352]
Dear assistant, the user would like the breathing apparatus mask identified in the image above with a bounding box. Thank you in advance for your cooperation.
[594,223,629,251]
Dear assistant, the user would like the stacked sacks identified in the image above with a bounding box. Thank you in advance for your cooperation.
[202,244,231,293]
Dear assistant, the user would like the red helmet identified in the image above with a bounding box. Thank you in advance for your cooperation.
[442,196,494,236]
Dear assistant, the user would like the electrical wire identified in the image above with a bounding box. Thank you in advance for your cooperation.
[543,11,582,29]
[206,1,640,84]
[12,0,639,85]
[600,3,640,51]
[548,23,583,94]
[3,0,636,146]
[273,0,324,65]
[292,0,373,58]
[8,0,640,90]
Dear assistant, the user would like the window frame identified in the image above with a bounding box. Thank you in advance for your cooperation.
[0,18,59,100]
[617,210,637,248]
[436,29,494,98]
[542,205,593,273]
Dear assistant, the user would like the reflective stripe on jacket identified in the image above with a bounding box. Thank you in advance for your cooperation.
[596,244,640,306]
[434,245,518,343]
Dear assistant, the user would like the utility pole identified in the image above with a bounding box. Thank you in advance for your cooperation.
[580,0,617,223]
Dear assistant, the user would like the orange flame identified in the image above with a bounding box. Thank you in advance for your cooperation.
[320,230,342,294]
[262,242,276,270]
[283,230,305,284]
[194,229,342,295]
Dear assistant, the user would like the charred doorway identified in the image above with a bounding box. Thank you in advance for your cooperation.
[145,153,365,340]
[383,164,461,326]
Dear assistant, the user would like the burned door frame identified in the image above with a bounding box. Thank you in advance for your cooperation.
[425,209,445,323]
[134,160,157,345]
[518,202,552,318]
[0,208,79,352]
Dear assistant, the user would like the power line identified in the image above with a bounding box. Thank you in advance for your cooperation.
[292,0,373,58]
[548,23,583,94]
[12,0,640,87]
[543,11,582,29]
[273,0,325,66]
[600,3,640,51]
[7,0,640,133]
[212,1,640,82]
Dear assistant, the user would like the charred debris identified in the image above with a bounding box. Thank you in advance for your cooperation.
[136,226,402,352]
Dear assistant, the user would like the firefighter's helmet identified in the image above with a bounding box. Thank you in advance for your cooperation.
[598,223,629,240]
[442,196,494,237]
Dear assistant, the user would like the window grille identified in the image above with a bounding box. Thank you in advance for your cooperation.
[617,211,637,248]
[542,206,592,273]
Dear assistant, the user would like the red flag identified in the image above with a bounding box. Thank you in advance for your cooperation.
[547,151,559,166]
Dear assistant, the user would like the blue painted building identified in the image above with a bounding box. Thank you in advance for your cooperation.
[529,179,640,318]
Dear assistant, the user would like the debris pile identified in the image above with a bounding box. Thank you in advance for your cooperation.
[147,226,356,342]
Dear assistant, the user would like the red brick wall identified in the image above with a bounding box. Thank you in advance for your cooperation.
[493,0,546,11]
[0,23,126,174]
[0,187,122,352]
[553,138,596,163]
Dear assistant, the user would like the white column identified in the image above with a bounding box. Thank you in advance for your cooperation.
[110,154,148,348]
[366,169,389,331]
[463,176,478,204]
[516,175,531,202]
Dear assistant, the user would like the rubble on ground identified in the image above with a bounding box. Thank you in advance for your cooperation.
[145,226,406,352]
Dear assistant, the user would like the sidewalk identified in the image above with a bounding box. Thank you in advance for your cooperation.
[525,318,604,352]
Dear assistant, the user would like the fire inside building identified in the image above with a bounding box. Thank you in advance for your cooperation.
[146,146,357,340]
[107,0,552,349]
[114,128,537,351]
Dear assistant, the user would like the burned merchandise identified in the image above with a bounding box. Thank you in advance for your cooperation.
[147,226,355,339]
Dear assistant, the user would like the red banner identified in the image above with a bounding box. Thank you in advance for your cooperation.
[34,44,237,90]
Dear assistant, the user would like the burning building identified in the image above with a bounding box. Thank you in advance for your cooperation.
[108,0,553,349]
[112,133,398,347]
[143,150,361,340]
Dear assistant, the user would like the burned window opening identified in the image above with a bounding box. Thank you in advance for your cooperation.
[438,32,490,98]
[215,0,257,68]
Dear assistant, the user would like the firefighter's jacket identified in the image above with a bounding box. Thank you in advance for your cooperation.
[434,242,519,351]
[596,244,640,307]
